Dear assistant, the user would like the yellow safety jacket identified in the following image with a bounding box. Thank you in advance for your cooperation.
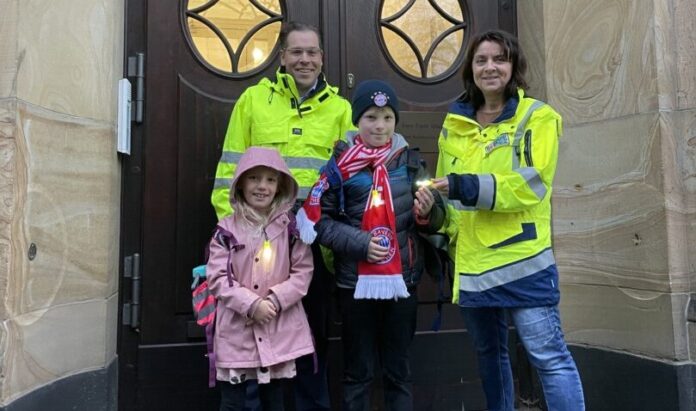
[211,69,355,220]
[436,89,562,307]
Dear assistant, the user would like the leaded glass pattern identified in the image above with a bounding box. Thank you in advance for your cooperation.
[381,0,468,81]
[183,0,283,76]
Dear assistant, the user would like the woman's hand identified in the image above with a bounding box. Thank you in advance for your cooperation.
[367,236,389,263]
[431,177,449,196]
[414,187,435,217]
[251,299,277,324]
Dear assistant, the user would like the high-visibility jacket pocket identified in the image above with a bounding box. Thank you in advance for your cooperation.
[251,121,288,146]
[302,123,338,152]
[474,212,537,249]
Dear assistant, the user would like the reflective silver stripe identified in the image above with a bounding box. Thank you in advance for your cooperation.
[297,186,310,200]
[220,151,243,164]
[285,157,327,169]
[215,180,311,199]
[511,101,545,169]
[214,178,232,189]
[196,303,216,320]
[441,128,448,139]
[458,248,555,292]
[192,292,208,305]
[516,167,547,200]
[447,199,476,211]
[220,151,326,170]
[476,174,495,210]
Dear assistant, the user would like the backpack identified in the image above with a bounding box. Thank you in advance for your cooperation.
[191,211,299,387]
[408,149,455,331]
[420,232,454,331]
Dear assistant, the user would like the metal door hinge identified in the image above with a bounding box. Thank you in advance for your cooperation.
[122,253,142,330]
[127,53,145,123]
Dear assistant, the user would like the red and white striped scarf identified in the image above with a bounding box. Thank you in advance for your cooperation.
[296,137,409,300]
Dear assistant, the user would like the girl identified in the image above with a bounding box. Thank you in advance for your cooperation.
[206,147,314,411]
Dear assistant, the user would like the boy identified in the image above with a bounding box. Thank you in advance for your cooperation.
[297,80,445,411]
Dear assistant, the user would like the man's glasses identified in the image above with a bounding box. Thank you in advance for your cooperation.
[283,47,323,58]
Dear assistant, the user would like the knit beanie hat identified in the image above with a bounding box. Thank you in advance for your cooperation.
[351,80,400,126]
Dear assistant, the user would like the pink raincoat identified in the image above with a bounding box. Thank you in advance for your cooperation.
[206,147,314,369]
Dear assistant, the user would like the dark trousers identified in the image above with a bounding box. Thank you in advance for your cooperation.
[338,288,418,411]
[219,380,285,411]
[292,243,332,410]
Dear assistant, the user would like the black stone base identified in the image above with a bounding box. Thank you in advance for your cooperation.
[10,343,692,410]
[0,358,117,411]
[570,345,696,411]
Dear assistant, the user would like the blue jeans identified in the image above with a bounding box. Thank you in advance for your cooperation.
[461,305,585,411]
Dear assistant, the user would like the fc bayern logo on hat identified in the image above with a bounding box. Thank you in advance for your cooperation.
[372,91,389,107]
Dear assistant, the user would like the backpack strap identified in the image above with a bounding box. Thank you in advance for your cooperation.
[286,210,299,246]
[201,225,244,388]
[205,321,216,388]
[406,148,422,183]
[206,225,243,287]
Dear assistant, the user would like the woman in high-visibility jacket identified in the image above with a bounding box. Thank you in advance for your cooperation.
[432,30,585,411]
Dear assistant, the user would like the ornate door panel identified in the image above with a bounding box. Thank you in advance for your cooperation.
[120,1,324,410]
[340,0,516,173]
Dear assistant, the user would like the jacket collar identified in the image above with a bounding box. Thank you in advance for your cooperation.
[449,88,524,124]
[344,132,409,164]
[273,68,328,100]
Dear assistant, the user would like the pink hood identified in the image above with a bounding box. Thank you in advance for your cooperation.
[229,147,298,207]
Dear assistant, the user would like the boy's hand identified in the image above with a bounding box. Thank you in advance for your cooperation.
[251,300,277,324]
[414,187,435,217]
[367,236,389,263]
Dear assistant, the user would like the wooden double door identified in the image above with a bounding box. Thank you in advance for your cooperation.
[119,1,517,410]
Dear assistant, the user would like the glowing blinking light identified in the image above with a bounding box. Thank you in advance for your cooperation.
[370,189,384,208]
[262,240,273,264]
[416,179,433,188]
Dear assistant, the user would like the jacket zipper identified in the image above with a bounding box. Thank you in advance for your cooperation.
[523,129,533,167]
[407,236,414,281]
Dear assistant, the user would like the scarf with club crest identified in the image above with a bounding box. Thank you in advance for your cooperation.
[296,136,409,300]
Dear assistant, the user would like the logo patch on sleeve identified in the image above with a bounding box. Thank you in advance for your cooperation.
[292,128,302,135]
[484,134,510,155]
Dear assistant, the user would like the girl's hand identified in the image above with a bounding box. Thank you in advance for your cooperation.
[367,236,389,263]
[414,187,435,217]
[251,300,277,324]
[431,177,449,196]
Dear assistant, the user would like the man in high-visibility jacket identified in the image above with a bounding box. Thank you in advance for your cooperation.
[210,22,353,411]
[211,26,353,219]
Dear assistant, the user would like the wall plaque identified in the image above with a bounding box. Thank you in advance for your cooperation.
[396,111,447,173]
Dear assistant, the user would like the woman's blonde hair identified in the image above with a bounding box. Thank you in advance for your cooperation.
[232,168,295,235]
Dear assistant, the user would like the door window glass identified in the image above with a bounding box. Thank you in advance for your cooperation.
[184,0,283,76]
[381,0,468,80]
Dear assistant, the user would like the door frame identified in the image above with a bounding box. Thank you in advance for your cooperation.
[117,0,146,408]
